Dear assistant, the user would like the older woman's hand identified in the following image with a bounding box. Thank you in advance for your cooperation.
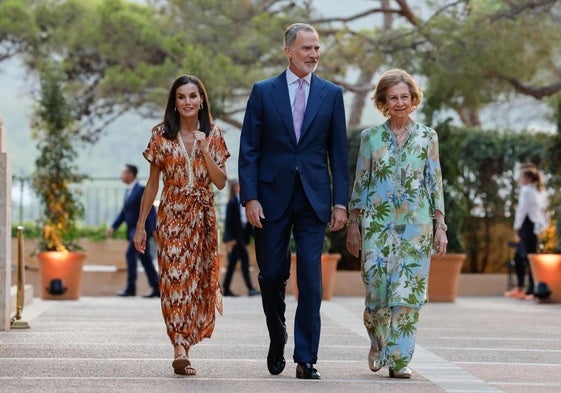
[346,223,362,258]
[433,228,448,259]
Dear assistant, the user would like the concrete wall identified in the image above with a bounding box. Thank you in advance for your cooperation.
[15,266,509,299]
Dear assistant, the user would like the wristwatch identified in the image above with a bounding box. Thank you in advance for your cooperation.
[435,222,448,231]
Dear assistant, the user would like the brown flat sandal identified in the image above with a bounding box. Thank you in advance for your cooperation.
[172,356,197,376]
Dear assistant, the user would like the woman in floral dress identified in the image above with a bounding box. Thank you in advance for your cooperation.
[346,69,447,379]
[133,75,229,376]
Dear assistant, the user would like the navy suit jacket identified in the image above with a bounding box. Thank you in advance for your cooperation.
[223,196,251,245]
[239,71,349,223]
[111,182,156,240]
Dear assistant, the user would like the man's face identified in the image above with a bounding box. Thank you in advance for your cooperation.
[285,29,320,78]
[120,168,133,185]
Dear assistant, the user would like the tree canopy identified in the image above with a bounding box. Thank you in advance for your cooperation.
[1,0,560,140]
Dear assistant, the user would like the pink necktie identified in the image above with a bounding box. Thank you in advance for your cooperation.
[293,79,305,141]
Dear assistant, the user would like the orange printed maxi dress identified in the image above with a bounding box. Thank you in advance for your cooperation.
[143,124,230,350]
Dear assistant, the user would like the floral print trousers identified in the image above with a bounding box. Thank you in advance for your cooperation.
[364,306,420,370]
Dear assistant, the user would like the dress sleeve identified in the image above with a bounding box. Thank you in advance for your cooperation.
[208,125,230,169]
[425,128,445,216]
[143,127,163,168]
[349,129,372,211]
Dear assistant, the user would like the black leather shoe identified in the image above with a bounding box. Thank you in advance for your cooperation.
[267,332,287,375]
[296,363,321,379]
[248,288,260,296]
[267,354,286,375]
[117,290,135,297]
[223,290,238,297]
[142,289,160,298]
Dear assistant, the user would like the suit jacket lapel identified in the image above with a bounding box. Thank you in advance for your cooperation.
[300,74,325,140]
[270,71,297,143]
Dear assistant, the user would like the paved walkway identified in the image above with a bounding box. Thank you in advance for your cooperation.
[0,295,560,393]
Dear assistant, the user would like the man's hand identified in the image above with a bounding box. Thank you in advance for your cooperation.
[329,206,347,232]
[245,200,265,229]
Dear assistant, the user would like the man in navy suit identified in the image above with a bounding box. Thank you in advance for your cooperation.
[107,164,159,298]
[239,23,349,379]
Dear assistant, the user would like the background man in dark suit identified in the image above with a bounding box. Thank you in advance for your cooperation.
[106,164,159,298]
[222,179,259,297]
[238,23,349,380]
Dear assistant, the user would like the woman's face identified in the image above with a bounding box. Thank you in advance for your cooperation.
[385,82,412,119]
[175,83,202,120]
[519,173,531,185]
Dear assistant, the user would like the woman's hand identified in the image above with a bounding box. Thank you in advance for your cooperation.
[433,228,448,259]
[346,223,362,258]
[133,228,147,254]
[194,131,208,152]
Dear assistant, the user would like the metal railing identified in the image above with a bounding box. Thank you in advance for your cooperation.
[11,176,227,227]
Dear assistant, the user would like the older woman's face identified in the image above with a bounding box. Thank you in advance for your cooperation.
[386,82,412,118]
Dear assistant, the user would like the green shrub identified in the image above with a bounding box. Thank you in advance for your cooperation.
[12,223,128,241]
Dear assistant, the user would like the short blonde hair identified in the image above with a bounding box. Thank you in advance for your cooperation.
[372,69,423,117]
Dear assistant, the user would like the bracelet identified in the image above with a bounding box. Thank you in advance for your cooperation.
[435,222,448,231]
[347,216,361,225]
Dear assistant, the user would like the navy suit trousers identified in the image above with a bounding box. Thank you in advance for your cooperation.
[125,230,159,292]
[254,174,325,364]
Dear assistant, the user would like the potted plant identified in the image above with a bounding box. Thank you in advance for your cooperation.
[527,217,561,303]
[31,65,87,300]
[427,186,467,302]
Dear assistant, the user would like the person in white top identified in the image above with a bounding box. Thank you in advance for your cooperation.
[506,166,548,300]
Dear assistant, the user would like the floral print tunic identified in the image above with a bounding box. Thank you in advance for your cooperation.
[143,123,230,348]
[349,120,444,309]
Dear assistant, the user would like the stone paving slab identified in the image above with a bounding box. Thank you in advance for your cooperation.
[1,295,560,393]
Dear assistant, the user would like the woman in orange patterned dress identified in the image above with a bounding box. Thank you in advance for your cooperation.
[133,75,229,376]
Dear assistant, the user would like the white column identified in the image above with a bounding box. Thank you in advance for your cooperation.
[0,116,12,331]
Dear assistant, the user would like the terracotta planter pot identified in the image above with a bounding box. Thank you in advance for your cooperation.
[428,253,465,302]
[290,253,340,301]
[37,251,86,300]
[528,253,561,303]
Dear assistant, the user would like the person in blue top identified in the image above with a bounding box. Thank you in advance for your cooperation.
[346,69,447,379]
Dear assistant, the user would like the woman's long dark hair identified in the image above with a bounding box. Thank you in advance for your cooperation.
[162,75,213,139]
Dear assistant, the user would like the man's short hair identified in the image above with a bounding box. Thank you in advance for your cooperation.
[125,164,138,178]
